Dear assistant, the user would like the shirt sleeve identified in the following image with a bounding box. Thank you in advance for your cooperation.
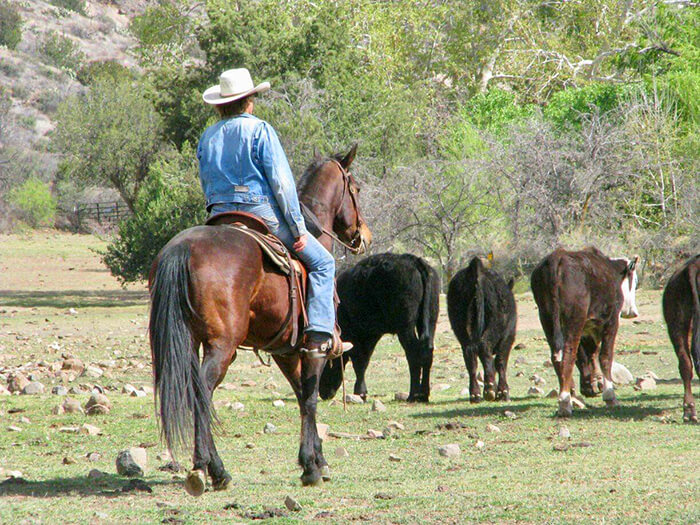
[254,122,307,238]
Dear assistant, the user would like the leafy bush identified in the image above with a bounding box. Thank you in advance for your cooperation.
[0,0,22,50]
[103,143,206,282]
[76,60,132,86]
[48,0,86,15]
[39,31,84,73]
[543,83,632,127]
[6,177,57,228]
[35,88,63,114]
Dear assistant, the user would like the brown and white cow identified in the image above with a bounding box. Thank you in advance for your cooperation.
[531,247,639,417]
[662,255,700,423]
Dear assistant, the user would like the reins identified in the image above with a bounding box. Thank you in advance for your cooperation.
[319,160,365,255]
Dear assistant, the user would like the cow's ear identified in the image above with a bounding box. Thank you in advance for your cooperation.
[507,277,515,290]
[627,255,640,273]
[340,143,358,170]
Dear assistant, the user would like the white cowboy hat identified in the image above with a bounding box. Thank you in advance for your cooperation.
[202,68,270,105]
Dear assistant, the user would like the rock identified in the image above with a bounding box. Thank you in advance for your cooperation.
[8,373,29,393]
[156,450,172,462]
[85,393,111,415]
[263,422,277,434]
[514,343,526,350]
[121,479,152,493]
[394,392,409,401]
[22,381,45,395]
[229,402,245,411]
[52,404,65,415]
[158,461,181,473]
[527,386,544,396]
[86,404,110,415]
[386,421,405,431]
[7,425,22,432]
[130,390,146,398]
[88,469,107,479]
[543,359,553,368]
[558,426,571,439]
[19,416,30,424]
[63,456,77,465]
[634,376,656,391]
[335,447,349,457]
[121,384,137,395]
[51,385,68,396]
[81,424,101,436]
[83,366,104,379]
[571,396,586,409]
[67,308,78,315]
[284,495,302,512]
[475,440,485,449]
[245,443,255,449]
[530,374,546,386]
[241,380,257,387]
[485,423,501,433]
[611,361,634,385]
[62,398,83,414]
[514,356,527,366]
[344,393,364,404]
[316,423,329,441]
[644,370,660,380]
[59,426,81,433]
[116,447,147,477]
[459,387,470,397]
[503,410,517,420]
[374,492,393,500]
[272,399,285,408]
[546,389,558,398]
[388,453,402,462]
[87,452,101,462]
[140,386,154,395]
[433,383,451,392]
[0,385,10,395]
[372,399,386,412]
[438,444,460,458]
[367,429,384,439]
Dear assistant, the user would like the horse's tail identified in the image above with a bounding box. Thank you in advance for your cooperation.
[688,260,700,378]
[416,258,440,360]
[149,242,212,456]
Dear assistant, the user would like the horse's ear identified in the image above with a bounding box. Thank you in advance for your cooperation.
[340,143,358,170]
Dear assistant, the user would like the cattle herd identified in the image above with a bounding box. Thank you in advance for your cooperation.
[323,249,700,423]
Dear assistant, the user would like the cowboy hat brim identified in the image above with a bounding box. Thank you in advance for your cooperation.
[202,81,271,105]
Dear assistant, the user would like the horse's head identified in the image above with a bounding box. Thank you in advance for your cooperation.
[299,144,372,254]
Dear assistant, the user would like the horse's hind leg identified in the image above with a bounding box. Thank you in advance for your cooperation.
[274,352,328,485]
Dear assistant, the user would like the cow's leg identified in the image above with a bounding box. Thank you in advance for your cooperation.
[478,344,497,401]
[577,336,600,397]
[461,341,482,403]
[187,338,238,496]
[274,351,328,485]
[399,331,428,402]
[418,337,434,402]
[349,336,380,401]
[598,322,620,408]
[495,334,514,401]
[557,331,583,418]
[669,326,697,423]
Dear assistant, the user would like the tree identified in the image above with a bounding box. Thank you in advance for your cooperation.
[54,77,163,212]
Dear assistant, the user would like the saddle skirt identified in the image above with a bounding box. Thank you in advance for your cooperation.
[206,211,308,351]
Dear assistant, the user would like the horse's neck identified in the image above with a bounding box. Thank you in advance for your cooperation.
[299,187,336,252]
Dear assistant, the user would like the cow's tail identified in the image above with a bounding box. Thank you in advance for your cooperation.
[416,258,439,360]
[468,257,486,343]
[689,261,700,378]
[149,242,212,457]
[551,258,565,362]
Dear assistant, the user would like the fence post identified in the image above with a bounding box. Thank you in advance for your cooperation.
[96,203,101,223]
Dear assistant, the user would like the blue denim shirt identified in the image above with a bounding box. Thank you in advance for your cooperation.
[197,113,307,238]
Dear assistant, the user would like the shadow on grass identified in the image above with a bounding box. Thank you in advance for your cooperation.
[0,290,148,308]
[407,398,548,419]
[0,474,174,498]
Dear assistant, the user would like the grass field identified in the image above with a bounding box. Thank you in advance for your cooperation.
[0,232,698,524]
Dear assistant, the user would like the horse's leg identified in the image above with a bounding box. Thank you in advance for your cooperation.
[274,352,328,485]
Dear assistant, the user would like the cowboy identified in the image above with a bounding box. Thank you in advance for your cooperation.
[197,68,338,355]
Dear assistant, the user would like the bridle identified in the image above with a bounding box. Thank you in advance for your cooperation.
[321,159,365,254]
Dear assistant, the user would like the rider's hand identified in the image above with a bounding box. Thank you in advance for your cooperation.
[293,235,307,252]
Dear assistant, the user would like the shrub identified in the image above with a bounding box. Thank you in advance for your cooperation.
[76,60,132,86]
[39,31,84,74]
[6,177,57,228]
[48,0,86,15]
[0,0,23,50]
[35,88,63,114]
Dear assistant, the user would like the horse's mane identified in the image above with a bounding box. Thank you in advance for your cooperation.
[298,153,344,193]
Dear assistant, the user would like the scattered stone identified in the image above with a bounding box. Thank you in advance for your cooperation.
[459,387,470,397]
[438,444,461,458]
[7,425,21,432]
[83,366,104,379]
[51,385,68,396]
[62,398,83,414]
[611,361,634,385]
[244,507,288,520]
[284,495,302,512]
[503,410,517,419]
[543,359,553,368]
[553,443,569,452]
[433,383,451,392]
[386,421,405,431]
[374,492,393,500]
[634,376,656,391]
[62,358,84,374]
[388,453,402,462]
[316,423,329,441]
[229,402,245,411]
[546,389,558,398]
[241,380,257,387]
[513,343,526,350]
[86,404,110,415]
[558,426,571,439]
[19,416,30,424]
[8,373,29,393]
[156,450,172,462]
[263,422,277,434]
[67,308,78,315]
[158,461,182,473]
[121,384,137,395]
[245,443,255,449]
[372,399,386,412]
[122,478,153,493]
[0,385,10,396]
[475,440,485,449]
[59,426,80,434]
[530,374,546,386]
[88,469,107,479]
[139,385,154,395]
[367,429,384,439]
[527,386,544,396]
[81,424,101,436]
[63,456,77,465]
[52,404,65,415]
[272,399,285,408]
[85,393,111,415]
[514,371,524,377]
[514,356,527,366]
[116,447,147,477]
[130,389,147,398]
[22,381,45,395]
[571,396,586,409]
[87,452,101,462]
[344,393,364,404]
[394,392,409,401]
[485,424,501,433]
[644,370,660,380]
[335,447,349,457]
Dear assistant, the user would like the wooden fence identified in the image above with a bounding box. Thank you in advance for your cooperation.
[72,201,130,226]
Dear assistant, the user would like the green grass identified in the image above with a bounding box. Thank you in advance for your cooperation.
[0,233,698,524]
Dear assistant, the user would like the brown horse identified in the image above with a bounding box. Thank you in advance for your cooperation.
[149,145,372,495]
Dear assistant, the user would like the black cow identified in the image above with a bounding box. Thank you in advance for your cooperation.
[319,253,440,402]
[531,247,639,417]
[662,255,700,423]
[447,257,517,403]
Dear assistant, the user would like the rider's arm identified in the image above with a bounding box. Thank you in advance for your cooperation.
[254,122,307,239]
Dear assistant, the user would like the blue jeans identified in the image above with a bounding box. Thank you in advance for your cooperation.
[210,203,335,337]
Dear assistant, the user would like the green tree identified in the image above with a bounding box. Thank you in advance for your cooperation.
[54,77,163,212]
[6,177,56,228]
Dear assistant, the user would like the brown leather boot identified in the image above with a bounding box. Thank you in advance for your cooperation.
[300,330,352,360]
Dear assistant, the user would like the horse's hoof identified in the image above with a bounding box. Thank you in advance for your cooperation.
[184,469,207,497]
[484,390,496,402]
[604,398,620,408]
[496,391,510,402]
[470,395,482,404]
[683,404,697,423]
[300,471,322,487]
[321,465,331,482]
[212,472,232,491]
